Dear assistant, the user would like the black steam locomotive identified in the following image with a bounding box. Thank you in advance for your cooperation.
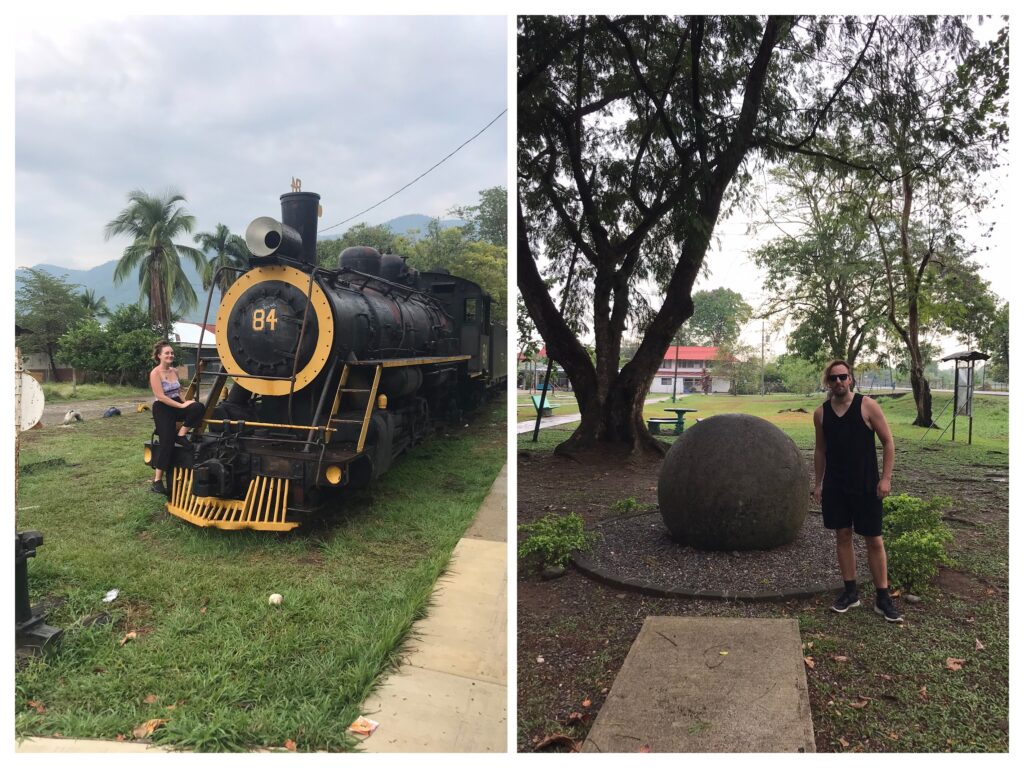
[144,190,506,531]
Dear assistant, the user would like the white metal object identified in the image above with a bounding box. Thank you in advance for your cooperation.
[18,372,45,432]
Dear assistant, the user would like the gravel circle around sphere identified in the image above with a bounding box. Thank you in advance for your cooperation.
[572,511,869,601]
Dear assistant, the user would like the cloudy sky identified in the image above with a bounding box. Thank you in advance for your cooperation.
[14,15,507,270]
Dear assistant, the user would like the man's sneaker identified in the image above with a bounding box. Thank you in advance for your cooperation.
[150,480,168,496]
[831,590,861,613]
[874,597,904,623]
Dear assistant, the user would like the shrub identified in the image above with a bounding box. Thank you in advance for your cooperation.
[882,494,954,590]
[610,497,652,515]
[517,512,596,571]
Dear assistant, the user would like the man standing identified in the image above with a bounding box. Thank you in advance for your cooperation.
[812,360,902,622]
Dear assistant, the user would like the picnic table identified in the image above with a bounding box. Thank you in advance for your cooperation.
[648,407,698,436]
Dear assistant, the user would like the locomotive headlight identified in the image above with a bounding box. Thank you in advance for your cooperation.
[325,465,343,485]
[144,446,152,464]
[377,394,388,410]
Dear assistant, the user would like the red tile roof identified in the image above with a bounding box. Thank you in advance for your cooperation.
[664,346,720,360]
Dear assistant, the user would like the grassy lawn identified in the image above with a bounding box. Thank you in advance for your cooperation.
[516,389,582,418]
[519,391,1007,456]
[40,383,152,402]
[16,400,505,751]
[517,391,1008,752]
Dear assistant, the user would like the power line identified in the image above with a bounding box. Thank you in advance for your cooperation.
[320,109,507,234]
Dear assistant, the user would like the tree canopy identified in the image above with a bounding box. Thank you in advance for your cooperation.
[16,268,89,379]
[519,14,1007,446]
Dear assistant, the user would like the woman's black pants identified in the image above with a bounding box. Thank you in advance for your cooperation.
[152,399,205,472]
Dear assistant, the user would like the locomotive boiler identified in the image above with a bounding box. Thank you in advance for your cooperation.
[144,190,506,531]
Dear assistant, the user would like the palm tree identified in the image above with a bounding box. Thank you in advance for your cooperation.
[194,223,250,302]
[105,189,205,336]
[78,288,110,319]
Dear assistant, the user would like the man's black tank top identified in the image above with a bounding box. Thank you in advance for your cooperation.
[822,393,879,494]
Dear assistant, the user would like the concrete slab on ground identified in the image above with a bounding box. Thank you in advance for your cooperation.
[583,616,815,753]
[358,465,507,752]
[463,464,506,542]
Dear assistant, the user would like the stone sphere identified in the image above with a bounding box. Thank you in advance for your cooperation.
[657,414,808,550]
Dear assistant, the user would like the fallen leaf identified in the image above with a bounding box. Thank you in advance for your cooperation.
[534,734,580,752]
[975,638,985,651]
[831,655,849,663]
[719,651,728,656]
[876,673,893,681]
[849,696,871,709]
[582,699,591,708]
[200,606,207,615]
[985,588,995,596]
[838,737,849,748]
[568,711,583,722]
[888,732,900,741]
[27,700,46,714]
[639,744,652,752]
[889,589,901,598]
[119,631,138,647]
[804,656,816,669]
[115,734,126,742]
[919,686,928,701]
[165,703,177,711]
[601,687,609,694]
[143,694,158,705]
[945,657,966,671]
[536,656,545,664]
[284,739,297,751]
[132,718,168,739]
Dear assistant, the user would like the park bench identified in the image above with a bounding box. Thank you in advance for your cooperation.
[647,417,680,435]
[531,394,562,417]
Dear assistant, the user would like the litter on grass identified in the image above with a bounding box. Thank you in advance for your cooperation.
[103,589,119,603]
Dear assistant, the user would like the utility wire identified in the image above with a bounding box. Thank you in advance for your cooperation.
[320,109,508,234]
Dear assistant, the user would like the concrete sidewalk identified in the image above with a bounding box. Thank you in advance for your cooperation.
[583,616,815,753]
[358,464,507,752]
[16,465,508,754]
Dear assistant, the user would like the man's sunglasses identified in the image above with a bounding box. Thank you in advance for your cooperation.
[827,374,850,382]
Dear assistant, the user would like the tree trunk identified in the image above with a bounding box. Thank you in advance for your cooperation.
[46,344,59,383]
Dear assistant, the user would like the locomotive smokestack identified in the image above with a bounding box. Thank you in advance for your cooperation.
[244,191,322,265]
[280,191,321,265]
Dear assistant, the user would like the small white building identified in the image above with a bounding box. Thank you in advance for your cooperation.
[649,345,732,394]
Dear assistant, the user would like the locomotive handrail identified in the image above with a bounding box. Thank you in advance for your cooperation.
[194,264,250,398]
[201,418,335,434]
[287,265,322,426]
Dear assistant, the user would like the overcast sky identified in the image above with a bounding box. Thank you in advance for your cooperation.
[14,15,507,270]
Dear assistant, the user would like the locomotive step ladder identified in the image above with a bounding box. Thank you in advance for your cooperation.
[328,362,383,453]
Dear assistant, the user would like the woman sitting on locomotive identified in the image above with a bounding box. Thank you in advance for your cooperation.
[149,341,205,495]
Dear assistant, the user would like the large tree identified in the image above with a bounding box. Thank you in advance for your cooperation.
[15,268,89,380]
[449,185,507,247]
[751,161,886,371]
[677,288,752,347]
[194,223,250,302]
[518,15,878,454]
[105,189,205,336]
[843,17,1008,426]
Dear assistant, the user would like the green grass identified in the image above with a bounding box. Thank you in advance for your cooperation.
[16,401,506,751]
[516,390,582,417]
[40,383,152,402]
[518,392,1009,456]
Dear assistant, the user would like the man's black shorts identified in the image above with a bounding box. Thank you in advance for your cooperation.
[821,488,884,537]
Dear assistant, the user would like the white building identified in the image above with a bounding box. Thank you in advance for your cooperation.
[649,345,732,394]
